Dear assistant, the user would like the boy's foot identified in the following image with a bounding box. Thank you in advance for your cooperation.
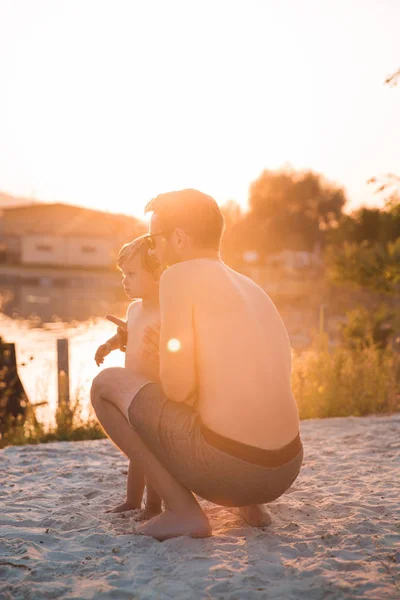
[133,503,163,522]
[105,501,141,514]
[238,504,272,527]
[137,508,212,541]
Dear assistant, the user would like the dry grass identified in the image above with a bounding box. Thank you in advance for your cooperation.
[0,396,105,449]
[292,333,400,419]
[2,335,399,447]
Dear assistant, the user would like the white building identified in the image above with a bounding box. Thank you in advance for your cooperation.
[0,203,144,269]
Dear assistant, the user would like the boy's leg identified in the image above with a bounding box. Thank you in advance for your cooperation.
[105,461,145,513]
[91,368,211,540]
[126,461,145,508]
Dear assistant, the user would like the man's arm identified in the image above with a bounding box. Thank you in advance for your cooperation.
[158,265,196,403]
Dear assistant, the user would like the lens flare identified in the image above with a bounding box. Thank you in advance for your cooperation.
[167,338,181,352]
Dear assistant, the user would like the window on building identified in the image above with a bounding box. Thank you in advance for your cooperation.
[81,246,96,253]
[36,245,52,252]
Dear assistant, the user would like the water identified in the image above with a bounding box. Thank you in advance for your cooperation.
[0,268,132,425]
[0,313,127,426]
[0,267,125,322]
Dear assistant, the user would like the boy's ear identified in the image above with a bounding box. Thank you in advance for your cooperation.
[146,253,162,281]
[146,251,160,274]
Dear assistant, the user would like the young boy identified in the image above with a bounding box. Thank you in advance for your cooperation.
[94,235,162,519]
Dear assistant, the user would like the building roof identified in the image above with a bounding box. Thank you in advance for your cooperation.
[0,203,145,239]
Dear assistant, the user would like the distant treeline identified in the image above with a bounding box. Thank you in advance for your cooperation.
[220,168,400,293]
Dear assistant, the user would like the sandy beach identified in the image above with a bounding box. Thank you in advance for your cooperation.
[1,414,399,600]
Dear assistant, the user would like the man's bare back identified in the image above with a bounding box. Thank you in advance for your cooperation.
[164,258,300,451]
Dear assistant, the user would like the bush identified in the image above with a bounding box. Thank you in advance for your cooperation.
[340,305,395,349]
[325,238,400,293]
[292,334,400,419]
[0,396,106,449]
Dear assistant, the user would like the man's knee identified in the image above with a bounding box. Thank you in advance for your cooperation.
[90,374,102,409]
[90,367,120,408]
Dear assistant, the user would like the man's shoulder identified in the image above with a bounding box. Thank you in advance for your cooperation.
[161,259,223,282]
[160,261,196,287]
[160,260,215,300]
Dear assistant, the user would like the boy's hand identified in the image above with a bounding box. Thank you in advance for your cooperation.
[95,343,111,367]
[142,324,161,364]
[106,315,128,352]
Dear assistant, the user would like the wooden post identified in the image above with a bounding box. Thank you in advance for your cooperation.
[319,304,325,335]
[318,304,329,353]
[57,338,70,406]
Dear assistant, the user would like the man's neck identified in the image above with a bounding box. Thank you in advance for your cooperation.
[178,250,221,262]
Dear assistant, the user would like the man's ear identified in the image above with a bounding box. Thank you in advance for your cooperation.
[174,228,188,248]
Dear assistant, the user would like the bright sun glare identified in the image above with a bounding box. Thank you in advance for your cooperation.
[167,338,181,353]
[0,1,399,215]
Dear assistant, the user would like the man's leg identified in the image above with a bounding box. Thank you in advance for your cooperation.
[142,480,163,520]
[238,506,272,527]
[91,368,211,540]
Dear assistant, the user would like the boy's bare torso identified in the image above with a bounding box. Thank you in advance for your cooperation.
[174,259,300,451]
[125,301,160,383]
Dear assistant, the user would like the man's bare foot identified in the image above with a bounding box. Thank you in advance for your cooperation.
[137,508,212,541]
[105,501,140,514]
[133,502,163,522]
[238,504,272,527]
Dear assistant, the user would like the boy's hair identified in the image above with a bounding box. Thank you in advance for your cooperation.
[145,189,224,251]
[117,235,158,273]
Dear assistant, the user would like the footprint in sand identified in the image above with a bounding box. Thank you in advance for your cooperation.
[83,490,102,500]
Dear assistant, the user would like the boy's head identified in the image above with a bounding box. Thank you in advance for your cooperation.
[144,189,225,268]
[117,235,159,300]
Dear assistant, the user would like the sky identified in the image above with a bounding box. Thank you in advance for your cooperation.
[0,0,399,219]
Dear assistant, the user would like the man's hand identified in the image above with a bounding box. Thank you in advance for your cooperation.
[142,324,160,365]
[106,315,128,352]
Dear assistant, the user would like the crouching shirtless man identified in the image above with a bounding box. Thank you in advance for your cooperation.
[91,189,303,541]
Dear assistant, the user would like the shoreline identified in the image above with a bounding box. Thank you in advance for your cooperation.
[3,410,400,449]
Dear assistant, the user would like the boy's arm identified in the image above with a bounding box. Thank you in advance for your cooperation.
[103,333,120,352]
[106,304,134,352]
[158,265,196,403]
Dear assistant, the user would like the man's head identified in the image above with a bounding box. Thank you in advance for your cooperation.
[144,189,224,268]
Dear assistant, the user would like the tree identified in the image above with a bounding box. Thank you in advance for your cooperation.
[326,238,400,294]
[330,205,400,246]
[248,169,347,252]
[384,68,400,87]
[366,68,400,196]
[221,211,267,263]
[325,64,400,294]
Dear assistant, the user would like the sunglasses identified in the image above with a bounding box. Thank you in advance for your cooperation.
[144,230,173,251]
